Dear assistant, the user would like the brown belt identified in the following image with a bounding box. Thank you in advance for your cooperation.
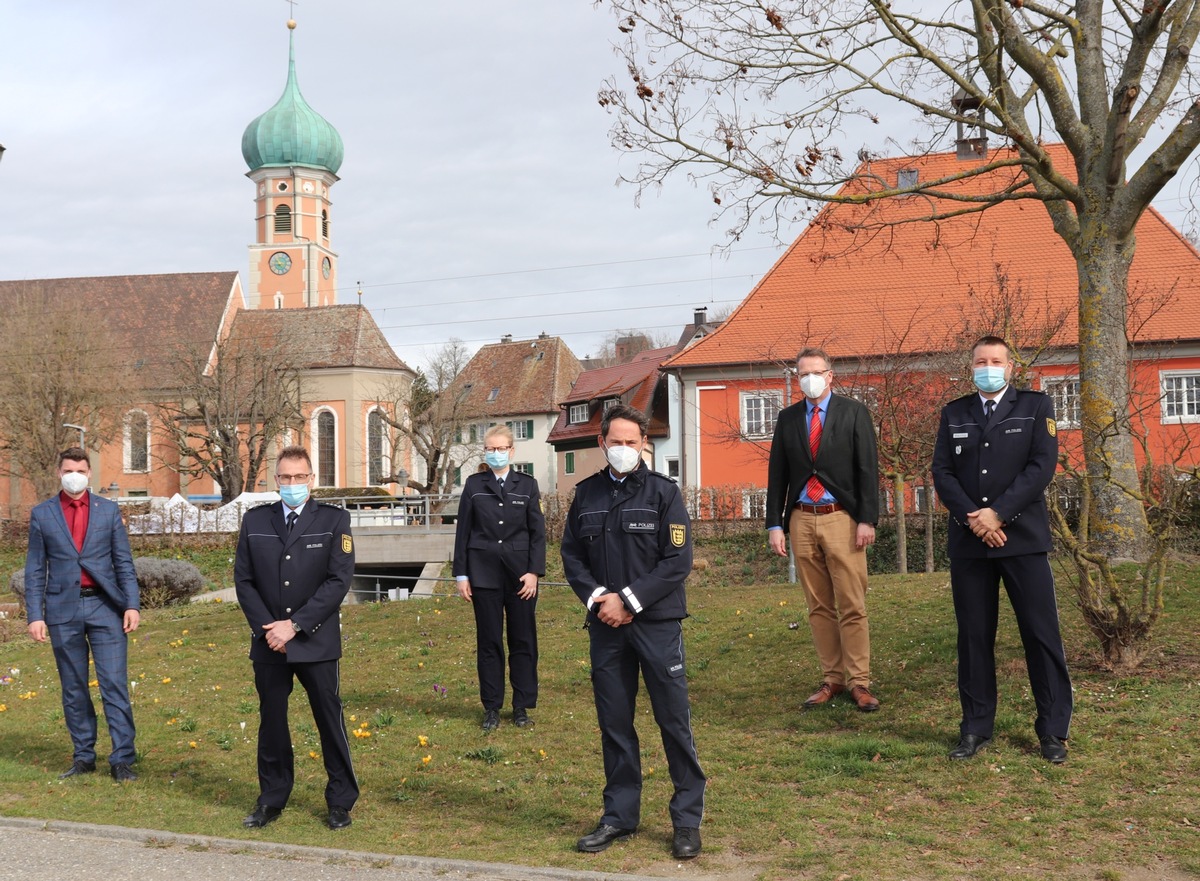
[793,502,844,515]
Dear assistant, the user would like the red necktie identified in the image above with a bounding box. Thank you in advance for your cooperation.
[69,500,86,551]
[806,408,825,503]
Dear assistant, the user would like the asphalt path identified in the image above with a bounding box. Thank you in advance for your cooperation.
[0,816,676,881]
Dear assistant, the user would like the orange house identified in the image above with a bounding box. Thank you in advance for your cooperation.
[664,145,1200,512]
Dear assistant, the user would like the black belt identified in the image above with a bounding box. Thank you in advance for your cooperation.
[80,588,99,598]
[793,502,845,515]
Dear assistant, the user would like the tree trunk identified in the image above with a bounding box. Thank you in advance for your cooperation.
[1075,228,1149,560]
[924,474,935,574]
[892,475,907,575]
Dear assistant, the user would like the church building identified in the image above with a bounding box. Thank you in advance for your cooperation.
[0,20,413,515]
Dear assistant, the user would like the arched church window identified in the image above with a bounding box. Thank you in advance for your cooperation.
[124,410,150,473]
[316,410,336,487]
[368,409,388,484]
[274,204,292,234]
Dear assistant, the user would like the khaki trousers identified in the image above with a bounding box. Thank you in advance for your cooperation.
[788,509,871,688]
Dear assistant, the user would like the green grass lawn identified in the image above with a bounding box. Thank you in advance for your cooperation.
[0,548,1197,881]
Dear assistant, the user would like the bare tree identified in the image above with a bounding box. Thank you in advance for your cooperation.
[157,322,304,504]
[373,339,474,496]
[0,283,132,500]
[600,0,1200,564]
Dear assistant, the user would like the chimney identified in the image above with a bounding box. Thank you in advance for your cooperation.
[693,306,708,326]
[501,334,513,344]
[538,331,549,339]
[951,87,988,160]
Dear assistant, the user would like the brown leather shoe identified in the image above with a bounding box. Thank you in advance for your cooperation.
[802,682,845,708]
[849,685,880,712]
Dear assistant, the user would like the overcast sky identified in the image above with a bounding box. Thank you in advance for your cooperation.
[2,2,1196,373]
[0,0,788,371]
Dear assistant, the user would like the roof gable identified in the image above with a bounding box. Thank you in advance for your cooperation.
[667,145,1200,369]
[549,345,676,445]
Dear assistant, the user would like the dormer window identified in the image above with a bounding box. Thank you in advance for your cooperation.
[568,403,589,424]
[897,169,918,189]
[487,387,500,402]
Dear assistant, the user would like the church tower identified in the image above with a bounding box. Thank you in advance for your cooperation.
[241,19,343,310]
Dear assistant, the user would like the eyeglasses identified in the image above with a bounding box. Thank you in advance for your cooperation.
[276,473,311,485]
[484,446,512,453]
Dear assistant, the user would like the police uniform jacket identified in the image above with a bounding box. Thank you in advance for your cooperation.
[561,462,692,621]
[452,470,546,589]
[235,501,354,664]
[765,393,879,530]
[932,388,1058,559]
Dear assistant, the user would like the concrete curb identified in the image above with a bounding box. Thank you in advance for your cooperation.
[0,816,672,881]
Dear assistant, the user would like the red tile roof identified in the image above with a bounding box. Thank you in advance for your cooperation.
[0,272,240,386]
[451,336,582,418]
[229,304,411,372]
[549,345,676,444]
[666,145,1200,369]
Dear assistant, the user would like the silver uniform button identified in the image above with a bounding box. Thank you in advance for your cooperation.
[982,497,989,502]
[498,520,504,525]
[285,554,291,560]
[285,607,292,614]
[982,470,988,474]
[284,581,290,587]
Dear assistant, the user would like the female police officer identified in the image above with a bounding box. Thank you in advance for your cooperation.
[453,424,546,731]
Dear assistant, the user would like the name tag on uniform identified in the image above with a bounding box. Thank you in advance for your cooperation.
[306,542,325,549]
[625,520,656,532]
[953,432,969,438]
[1005,427,1023,434]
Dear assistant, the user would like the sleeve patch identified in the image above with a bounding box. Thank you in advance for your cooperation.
[669,523,686,548]
[342,534,353,553]
[1046,418,1057,438]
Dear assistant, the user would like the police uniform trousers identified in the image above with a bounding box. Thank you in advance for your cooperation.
[471,582,538,711]
[788,509,871,688]
[589,617,705,829]
[253,659,359,811]
[950,553,1073,740]
[48,593,136,766]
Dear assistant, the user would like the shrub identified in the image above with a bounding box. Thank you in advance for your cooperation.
[134,558,205,609]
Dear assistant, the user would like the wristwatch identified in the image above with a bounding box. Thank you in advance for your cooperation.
[291,620,302,634]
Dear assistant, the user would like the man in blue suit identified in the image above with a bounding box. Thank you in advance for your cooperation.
[25,447,140,781]
[932,336,1073,764]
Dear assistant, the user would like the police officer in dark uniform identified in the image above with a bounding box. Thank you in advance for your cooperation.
[932,336,1073,763]
[453,424,546,731]
[235,445,359,829]
[561,404,705,860]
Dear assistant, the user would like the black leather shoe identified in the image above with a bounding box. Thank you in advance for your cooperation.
[513,707,533,728]
[672,826,701,859]
[949,734,992,760]
[242,804,283,828]
[110,762,138,782]
[577,823,636,852]
[327,806,352,829]
[482,709,500,732]
[1040,734,1068,764]
[58,760,96,779]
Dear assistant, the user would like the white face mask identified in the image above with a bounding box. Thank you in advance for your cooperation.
[799,372,828,399]
[605,444,641,475]
[61,472,89,495]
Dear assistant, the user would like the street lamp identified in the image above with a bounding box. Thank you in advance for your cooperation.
[0,144,6,164]
[63,423,86,448]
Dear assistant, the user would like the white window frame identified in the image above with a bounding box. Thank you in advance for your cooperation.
[603,398,621,413]
[914,484,936,514]
[1041,376,1081,429]
[568,403,589,424]
[1160,371,1200,423]
[511,419,531,440]
[740,390,783,439]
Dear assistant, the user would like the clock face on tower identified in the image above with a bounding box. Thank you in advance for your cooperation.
[322,257,331,278]
[269,252,292,275]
